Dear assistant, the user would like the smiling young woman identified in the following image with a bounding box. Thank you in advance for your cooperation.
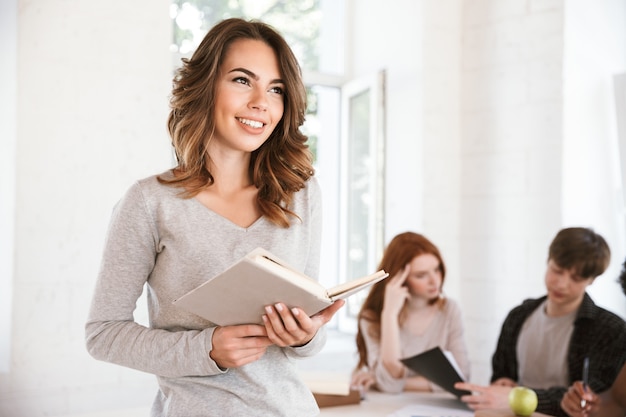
[85,18,344,417]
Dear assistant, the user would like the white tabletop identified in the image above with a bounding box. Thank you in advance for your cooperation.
[319,391,473,417]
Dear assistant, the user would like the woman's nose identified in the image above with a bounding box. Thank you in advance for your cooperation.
[249,88,268,111]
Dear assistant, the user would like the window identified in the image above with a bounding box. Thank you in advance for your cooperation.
[339,71,386,330]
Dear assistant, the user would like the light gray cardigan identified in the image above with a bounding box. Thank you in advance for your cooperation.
[86,171,325,417]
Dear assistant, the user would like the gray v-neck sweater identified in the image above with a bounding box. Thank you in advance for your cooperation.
[86,171,325,416]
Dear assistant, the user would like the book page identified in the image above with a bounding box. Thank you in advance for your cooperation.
[251,250,326,298]
[326,270,389,299]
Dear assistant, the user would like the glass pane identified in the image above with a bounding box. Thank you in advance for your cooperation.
[304,85,341,291]
[346,89,372,316]
[338,71,386,329]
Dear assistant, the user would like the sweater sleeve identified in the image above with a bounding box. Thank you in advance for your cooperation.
[490,306,525,383]
[85,183,224,378]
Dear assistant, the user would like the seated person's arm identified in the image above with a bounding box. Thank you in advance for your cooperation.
[404,375,433,392]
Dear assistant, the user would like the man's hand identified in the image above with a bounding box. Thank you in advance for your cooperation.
[561,381,598,417]
[454,381,513,410]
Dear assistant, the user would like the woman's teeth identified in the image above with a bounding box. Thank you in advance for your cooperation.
[238,118,263,128]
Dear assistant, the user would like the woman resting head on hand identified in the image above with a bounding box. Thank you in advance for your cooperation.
[351,232,470,394]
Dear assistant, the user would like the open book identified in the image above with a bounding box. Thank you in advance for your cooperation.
[400,346,471,398]
[173,247,389,326]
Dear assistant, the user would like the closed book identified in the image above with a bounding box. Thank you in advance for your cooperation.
[173,247,388,326]
[312,390,361,408]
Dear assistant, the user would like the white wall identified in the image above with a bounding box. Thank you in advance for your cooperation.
[0,1,171,415]
[348,0,564,385]
[456,0,624,384]
[562,0,626,318]
[421,0,463,302]
[458,0,567,384]
[349,0,425,239]
[350,0,625,385]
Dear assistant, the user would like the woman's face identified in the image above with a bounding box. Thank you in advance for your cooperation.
[211,38,285,154]
[404,253,442,301]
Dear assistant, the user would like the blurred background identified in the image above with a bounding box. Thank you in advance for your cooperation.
[1,0,625,415]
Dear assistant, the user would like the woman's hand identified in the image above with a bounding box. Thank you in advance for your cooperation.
[561,381,598,417]
[382,265,410,318]
[210,324,273,368]
[351,368,376,393]
[262,299,345,347]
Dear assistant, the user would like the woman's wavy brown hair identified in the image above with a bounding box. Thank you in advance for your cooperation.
[159,18,313,227]
[354,232,447,371]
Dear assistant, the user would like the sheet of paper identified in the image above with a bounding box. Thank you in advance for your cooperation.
[387,404,474,417]
[443,349,466,380]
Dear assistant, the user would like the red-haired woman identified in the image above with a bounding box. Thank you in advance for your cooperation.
[351,231,470,394]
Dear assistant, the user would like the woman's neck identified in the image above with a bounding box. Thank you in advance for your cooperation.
[206,153,252,192]
[405,296,433,311]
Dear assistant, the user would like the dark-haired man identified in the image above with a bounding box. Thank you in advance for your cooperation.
[456,227,626,417]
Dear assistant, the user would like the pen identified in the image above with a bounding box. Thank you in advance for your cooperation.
[580,356,589,408]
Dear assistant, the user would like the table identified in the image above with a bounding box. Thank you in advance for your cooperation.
[318,391,473,416]
[318,392,556,417]
[475,410,553,417]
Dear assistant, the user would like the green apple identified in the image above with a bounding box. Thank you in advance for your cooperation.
[508,386,538,417]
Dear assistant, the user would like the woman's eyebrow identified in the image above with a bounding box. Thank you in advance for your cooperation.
[229,67,283,84]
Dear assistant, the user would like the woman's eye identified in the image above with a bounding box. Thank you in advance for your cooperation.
[234,76,250,85]
[269,86,284,95]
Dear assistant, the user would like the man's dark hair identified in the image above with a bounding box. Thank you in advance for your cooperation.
[548,227,610,279]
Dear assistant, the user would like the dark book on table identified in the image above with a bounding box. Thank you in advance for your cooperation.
[401,346,471,398]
